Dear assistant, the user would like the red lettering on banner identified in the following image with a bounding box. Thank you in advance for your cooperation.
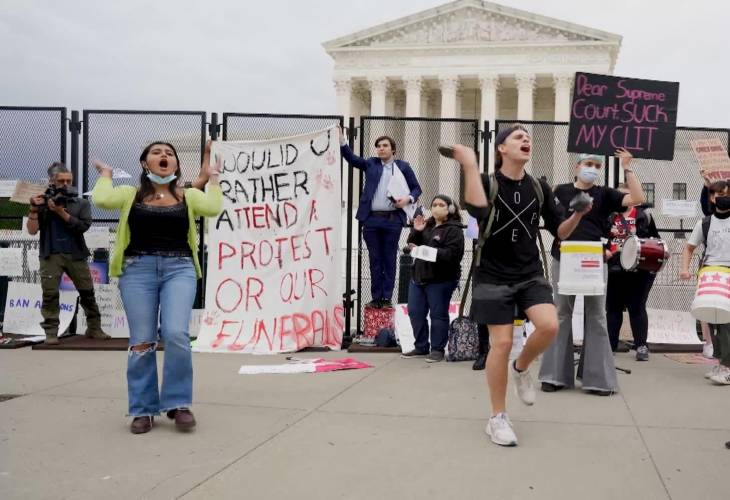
[216,278,243,313]
[218,242,236,270]
[308,268,326,298]
[315,227,333,255]
[245,277,264,311]
[293,313,313,350]
[308,199,319,223]
[241,241,256,269]
[254,318,275,351]
[211,320,238,349]
[279,315,295,351]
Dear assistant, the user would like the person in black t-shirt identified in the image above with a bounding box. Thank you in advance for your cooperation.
[539,150,644,396]
[451,125,588,447]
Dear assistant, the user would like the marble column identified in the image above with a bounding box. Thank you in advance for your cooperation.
[334,78,352,123]
[368,77,388,116]
[404,76,423,117]
[438,76,461,200]
[553,74,573,122]
[516,73,536,122]
[479,74,500,171]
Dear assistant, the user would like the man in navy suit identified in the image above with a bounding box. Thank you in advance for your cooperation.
[340,129,422,308]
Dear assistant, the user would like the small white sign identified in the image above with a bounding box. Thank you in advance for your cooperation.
[647,308,703,345]
[0,248,23,276]
[83,226,110,249]
[411,245,438,262]
[112,168,132,179]
[0,179,18,197]
[662,199,698,218]
[26,248,40,272]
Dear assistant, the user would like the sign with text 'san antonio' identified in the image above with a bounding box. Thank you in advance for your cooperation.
[193,127,343,354]
[568,72,680,160]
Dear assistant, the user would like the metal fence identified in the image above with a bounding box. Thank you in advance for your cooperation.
[355,116,480,334]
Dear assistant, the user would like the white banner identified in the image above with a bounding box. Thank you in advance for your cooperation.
[193,128,343,353]
[647,308,703,345]
[3,282,77,336]
[0,248,23,276]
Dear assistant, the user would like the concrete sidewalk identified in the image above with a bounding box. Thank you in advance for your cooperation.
[1,348,728,500]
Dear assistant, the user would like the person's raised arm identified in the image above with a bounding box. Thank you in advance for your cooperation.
[338,126,367,170]
[617,148,645,206]
[91,159,134,210]
[191,139,212,190]
[452,145,487,208]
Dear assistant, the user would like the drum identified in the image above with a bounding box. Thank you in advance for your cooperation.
[691,266,730,324]
[620,236,669,273]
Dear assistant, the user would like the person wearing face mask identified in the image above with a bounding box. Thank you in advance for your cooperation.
[605,184,660,360]
[539,149,644,396]
[400,195,465,363]
[91,141,222,435]
[681,180,730,385]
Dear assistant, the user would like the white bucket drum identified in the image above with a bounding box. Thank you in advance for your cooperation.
[691,266,730,324]
[558,241,605,296]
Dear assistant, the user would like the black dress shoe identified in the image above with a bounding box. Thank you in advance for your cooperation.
[472,353,486,370]
[379,299,393,308]
[541,382,564,392]
[365,300,382,309]
[587,389,613,396]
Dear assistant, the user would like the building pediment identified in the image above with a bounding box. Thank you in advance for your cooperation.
[323,0,621,50]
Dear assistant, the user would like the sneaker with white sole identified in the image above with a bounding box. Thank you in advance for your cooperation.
[709,365,730,385]
[510,361,536,405]
[485,412,517,447]
[705,365,720,380]
[702,342,714,359]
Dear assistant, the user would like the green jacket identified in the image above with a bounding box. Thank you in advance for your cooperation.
[91,177,223,278]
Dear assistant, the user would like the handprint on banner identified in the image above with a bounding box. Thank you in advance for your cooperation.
[316,169,334,191]
[326,151,336,166]
[203,310,221,327]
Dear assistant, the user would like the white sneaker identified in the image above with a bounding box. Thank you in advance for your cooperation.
[710,365,730,385]
[703,342,714,359]
[485,413,518,446]
[704,365,720,379]
[510,361,536,405]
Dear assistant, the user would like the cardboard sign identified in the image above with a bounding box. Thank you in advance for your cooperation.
[83,226,110,249]
[568,72,679,160]
[0,180,18,197]
[10,181,46,204]
[647,308,702,345]
[690,138,730,181]
[0,248,23,276]
[193,128,343,354]
[3,282,77,336]
[662,199,698,218]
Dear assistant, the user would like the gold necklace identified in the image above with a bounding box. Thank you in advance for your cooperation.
[155,192,164,200]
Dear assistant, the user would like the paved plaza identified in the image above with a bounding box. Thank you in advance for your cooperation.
[1,348,729,499]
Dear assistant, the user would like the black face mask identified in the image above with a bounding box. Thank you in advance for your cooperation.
[714,196,730,211]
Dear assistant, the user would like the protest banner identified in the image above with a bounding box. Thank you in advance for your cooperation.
[690,138,730,181]
[662,199,698,218]
[3,282,77,335]
[568,72,679,160]
[193,127,343,353]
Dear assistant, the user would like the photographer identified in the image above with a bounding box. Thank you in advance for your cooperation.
[26,162,109,345]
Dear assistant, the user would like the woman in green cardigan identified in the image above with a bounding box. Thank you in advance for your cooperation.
[92,141,222,435]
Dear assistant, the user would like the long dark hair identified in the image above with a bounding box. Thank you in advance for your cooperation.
[426,194,462,227]
[135,141,183,203]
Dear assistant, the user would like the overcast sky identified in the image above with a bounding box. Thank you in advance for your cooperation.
[1,0,727,128]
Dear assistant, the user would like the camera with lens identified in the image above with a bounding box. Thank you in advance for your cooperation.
[43,185,76,207]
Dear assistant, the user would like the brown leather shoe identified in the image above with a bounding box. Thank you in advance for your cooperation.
[85,329,111,340]
[167,408,196,431]
[130,416,153,434]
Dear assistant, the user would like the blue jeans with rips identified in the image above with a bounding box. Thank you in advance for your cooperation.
[118,255,197,417]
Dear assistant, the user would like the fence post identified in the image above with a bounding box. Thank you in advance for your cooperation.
[343,116,356,344]
[69,111,82,189]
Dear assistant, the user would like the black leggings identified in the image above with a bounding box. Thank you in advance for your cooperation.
[606,270,656,350]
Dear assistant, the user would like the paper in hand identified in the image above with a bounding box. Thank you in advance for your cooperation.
[411,245,438,262]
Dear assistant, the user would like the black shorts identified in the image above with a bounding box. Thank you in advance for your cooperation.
[471,276,554,325]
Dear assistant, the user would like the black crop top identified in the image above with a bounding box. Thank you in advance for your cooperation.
[125,202,191,256]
